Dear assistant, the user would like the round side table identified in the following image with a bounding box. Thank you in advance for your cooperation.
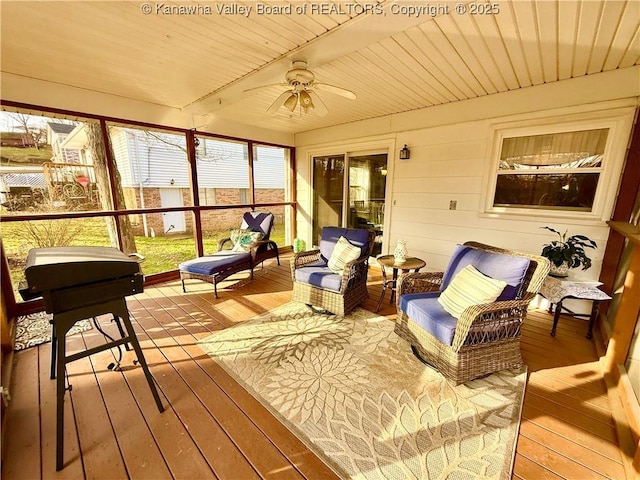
[375,255,426,312]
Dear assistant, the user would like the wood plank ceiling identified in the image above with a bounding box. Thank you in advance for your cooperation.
[1,0,638,134]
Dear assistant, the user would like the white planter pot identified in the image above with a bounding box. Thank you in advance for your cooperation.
[549,262,569,277]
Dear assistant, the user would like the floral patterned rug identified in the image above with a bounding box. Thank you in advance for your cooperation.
[198,302,526,479]
[14,312,92,351]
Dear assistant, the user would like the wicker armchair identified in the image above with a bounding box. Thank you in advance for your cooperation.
[291,226,375,316]
[395,241,550,384]
[180,211,280,298]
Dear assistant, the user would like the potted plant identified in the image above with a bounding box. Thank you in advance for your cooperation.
[540,226,598,277]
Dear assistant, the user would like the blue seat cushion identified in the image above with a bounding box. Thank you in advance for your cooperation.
[400,292,458,346]
[179,251,251,276]
[441,245,531,301]
[319,227,370,263]
[294,259,342,292]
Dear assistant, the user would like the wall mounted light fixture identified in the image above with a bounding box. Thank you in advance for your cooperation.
[399,144,410,160]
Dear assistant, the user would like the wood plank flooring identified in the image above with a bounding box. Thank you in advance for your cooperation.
[1,253,628,479]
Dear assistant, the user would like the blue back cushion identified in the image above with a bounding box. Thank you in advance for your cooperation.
[241,212,274,239]
[319,227,370,262]
[441,245,530,301]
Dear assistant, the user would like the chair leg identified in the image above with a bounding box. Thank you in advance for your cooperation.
[213,278,219,299]
[50,321,57,380]
[181,278,187,293]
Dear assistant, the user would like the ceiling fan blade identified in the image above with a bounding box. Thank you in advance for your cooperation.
[307,90,328,117]
[314,83,356,100]
[267,90,294,113]
[243,83,288,94]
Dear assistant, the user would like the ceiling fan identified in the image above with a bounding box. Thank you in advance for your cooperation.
[244,61,356,116]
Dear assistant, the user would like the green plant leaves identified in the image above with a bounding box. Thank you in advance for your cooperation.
[540,226,597,270]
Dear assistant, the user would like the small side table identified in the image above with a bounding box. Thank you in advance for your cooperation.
[375,255,426,312]
[539,276,612,339]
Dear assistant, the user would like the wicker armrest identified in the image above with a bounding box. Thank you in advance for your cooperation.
[217,237,233,251]
[451,298,531,351]
[339,256,369,293]
[290,249,321,278]
[397,271,443,297]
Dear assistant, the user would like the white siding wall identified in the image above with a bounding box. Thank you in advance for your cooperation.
[113,132,286,189]
[295,68,639,296]
[196,138,248,188]
[125,130,190,188]
[110,129,133,186]
[254,146,285,189]
[196,140,285,188]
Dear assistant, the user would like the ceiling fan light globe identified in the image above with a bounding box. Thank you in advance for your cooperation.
[283,94,298,111]
[299,90,314,108]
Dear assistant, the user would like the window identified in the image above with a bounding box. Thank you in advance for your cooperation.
[484,109,635,221]
[494,128,607,211]
[198,187,216,206]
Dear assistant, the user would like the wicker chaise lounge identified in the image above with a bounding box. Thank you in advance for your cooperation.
[179,211,280,298]
[395,241,550,384]
[291,226,375,316]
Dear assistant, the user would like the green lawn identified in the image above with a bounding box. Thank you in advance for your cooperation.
[0,145,52,165]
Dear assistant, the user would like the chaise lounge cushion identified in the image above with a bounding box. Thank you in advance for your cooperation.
[293,259,342,292]
[400,292,458,346]
[440,244,531,300]
[179,251,251,276]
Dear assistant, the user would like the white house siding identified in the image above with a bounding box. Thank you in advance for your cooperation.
[254,146,286,189]
[112,131,285,190]
[109,129,134,186]
[294,68,640,308]
[124,129,190,188]
[109,129,288,235]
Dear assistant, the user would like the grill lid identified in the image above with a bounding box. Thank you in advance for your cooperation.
[25,246,140,294]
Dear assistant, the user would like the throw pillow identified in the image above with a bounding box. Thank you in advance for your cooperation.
[438,264,507,319]
[230,229,264,252]
[327,236,362,274]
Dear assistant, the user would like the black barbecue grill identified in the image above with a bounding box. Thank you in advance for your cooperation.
[22,246,164,471]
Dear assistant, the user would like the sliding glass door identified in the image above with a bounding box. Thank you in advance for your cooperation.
[312,152,387,255]
[312,155,345,243]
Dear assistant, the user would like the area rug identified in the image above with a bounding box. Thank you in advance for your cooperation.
[14,312,92,351]
[198,303,526,479]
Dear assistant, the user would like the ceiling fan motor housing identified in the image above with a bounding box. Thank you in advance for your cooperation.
[286,61,315,87]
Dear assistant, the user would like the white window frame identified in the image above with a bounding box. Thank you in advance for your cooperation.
[481,108,635,223]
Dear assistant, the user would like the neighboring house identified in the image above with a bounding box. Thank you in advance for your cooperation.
[0,131,34,147]
[61,126,286,235]
[0,166,46,210]
[46,122,80,164]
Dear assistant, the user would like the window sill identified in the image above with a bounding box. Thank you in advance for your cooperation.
[478,208,609,226]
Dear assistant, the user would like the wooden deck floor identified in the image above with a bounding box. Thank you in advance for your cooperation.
[1,253,627,479]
